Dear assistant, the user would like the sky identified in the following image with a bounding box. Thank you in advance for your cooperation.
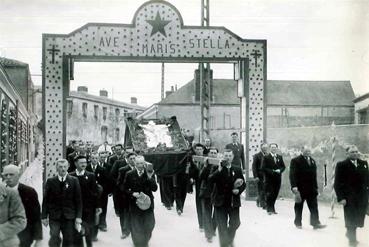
[0,0,368,107]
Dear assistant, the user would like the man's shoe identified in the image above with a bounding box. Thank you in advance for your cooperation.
[349,240,359,246]
[206,237,213,243]
[295,224,302,229]
[313,224,326,230]
[92,236,98,242]
[267,211,273,215]
[121,233,129,239]
[272,211,278,214]
[99,226,107,232]
[177,209,182,216]
[199,227,204,232]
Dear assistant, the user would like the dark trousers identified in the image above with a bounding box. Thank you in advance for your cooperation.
[99,193,109,228]
[18,228,34,247]
[130,207,155,247]
[346,227,357,242]
[74,222,93,247]
[119,207,131,236]
[265,178,281,213]
[49,218,75,247]
[195,184,203,228]
[256,178,266,208]
[294,195,320,226]
[174,175,188,212]
[201,197,216,239]
[159,176,174,208]
[215,206,240,247]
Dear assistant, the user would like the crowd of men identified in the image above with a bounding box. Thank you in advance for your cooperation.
[0,132,368,247]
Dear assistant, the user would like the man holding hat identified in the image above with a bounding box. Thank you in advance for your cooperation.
[123,155,157,247]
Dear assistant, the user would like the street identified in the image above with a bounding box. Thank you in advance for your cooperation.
[39,192,369,247]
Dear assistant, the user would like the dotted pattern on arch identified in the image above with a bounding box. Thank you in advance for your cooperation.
[43,0,266,178]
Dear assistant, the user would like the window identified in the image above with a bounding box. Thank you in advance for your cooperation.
[103,107,107,120]
[94,105,98,119]
[115,108,120,120]
[66,100,73,116]
[209,116,215,129]
[224,113,231,129]
[82,102,87,118]
[115,128,120,142]
[101,126,108,142]
[123,109,128,117]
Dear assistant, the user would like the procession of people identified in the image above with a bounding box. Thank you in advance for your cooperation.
[1,133,368,247]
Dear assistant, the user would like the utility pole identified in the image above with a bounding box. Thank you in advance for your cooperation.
[199,0,211,142]
[161,63,165,100]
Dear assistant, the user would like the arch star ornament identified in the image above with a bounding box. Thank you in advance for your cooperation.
[146,12,171,37]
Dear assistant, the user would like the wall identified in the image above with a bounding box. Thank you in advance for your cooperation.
[66,97,134,145]
[267,124,369,201]
[355,97,369,124]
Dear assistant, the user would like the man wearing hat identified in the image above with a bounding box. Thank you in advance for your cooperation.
[123,155,157,247]
[41,159,82,247]
[225,132,245,170]
[2,164,42,247]
[70,155,102,247]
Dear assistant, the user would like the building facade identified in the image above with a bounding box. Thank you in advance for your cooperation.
[65,86,145,146]
[353,92,369,124]
[138,76,355,147]
[0,57,37,172]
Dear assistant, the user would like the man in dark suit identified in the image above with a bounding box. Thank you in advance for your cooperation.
[261,143,285,215]
[252,143,268,209]
[225,132,245,170]
[209,149,246,247]
[95,150,113,232]
[192,143,205,231]
[123,155,157,247]
[2,164,42,247]
[70,155,102,247]
[115,152,137,239]
[86,152,109,241]
[289,146,326,230]
[198,147,218,243]
[41,159,83,247]
[334,145,369,246]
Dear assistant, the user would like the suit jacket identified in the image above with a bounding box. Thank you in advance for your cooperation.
[111,158,128,187]
[252,151,266,179]
[262,153,285,183]
[70,171,100,225]
[41,175,83,220]
[86,163,109,193]
[208,165,246,208]
[123,170,158,211]
[289,155,318,197]
[0,185,26,247]
[198,163,217,199]
[17,183,42,243]
[225,142,245,170]
[334,158,369,227]
[116,165,135,208]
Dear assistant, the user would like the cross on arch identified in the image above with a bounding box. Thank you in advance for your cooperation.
[47,45,60,64]
[251,50,262,68]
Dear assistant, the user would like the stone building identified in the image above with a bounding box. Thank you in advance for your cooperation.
[65,86,145,146]
[138,75,355,141]
[0,57,37,171]
[353,92,369,124]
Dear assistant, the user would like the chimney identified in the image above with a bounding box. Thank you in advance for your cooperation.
[165,91,173,98]
[171,86,174,92]
[175,84,178,91]
[77,86,88,93]
[131,97,137,104]
[99,89,108,97]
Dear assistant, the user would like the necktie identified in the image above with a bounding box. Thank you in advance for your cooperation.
[306,157,311,166]
[227,167,231,176]
[354,160,357,168]
[273,155,277,164]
